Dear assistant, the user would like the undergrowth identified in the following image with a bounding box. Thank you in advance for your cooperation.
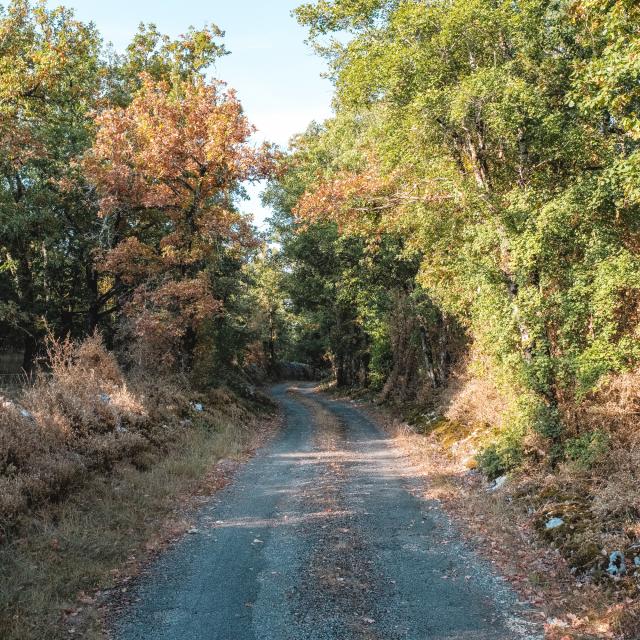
[389,357,640,639]
[0,334,273,640]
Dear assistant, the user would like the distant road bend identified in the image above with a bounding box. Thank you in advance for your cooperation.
[113,383,542,640]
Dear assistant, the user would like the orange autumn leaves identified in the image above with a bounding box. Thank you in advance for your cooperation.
[87,75,271,221]
[295,168,388,232]
[85,75,276,364]
[293,161,434,239]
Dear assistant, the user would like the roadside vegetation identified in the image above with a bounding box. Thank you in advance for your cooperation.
[0,332,276,640]
[262,0,640,636]
[2,0,640,638]
[0,2,279,637]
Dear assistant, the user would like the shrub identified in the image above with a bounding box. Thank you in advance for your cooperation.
[530,401,563,441]
[0,334,193,532]
[477,424,525,480]
[565,430,609,469]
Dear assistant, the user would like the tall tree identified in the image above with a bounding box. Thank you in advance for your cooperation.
[0,0,102,370]
[85,75,274,369]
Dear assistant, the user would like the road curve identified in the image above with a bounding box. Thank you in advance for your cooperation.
[112,383,542,640]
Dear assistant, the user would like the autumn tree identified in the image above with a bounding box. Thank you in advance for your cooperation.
[85,75,274,370]
[105,22,228,107]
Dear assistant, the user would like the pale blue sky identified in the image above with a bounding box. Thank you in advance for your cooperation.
[48,0,334,226]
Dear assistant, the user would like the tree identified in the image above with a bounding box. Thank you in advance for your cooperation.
[289,0,640,466]
[84,75,274,369]
[0,0,102,370]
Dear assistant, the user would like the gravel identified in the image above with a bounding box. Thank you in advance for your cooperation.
[112,383,542,640]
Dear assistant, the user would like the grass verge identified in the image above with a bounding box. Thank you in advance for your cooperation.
[1,408,277,640]
[358,403,637,640]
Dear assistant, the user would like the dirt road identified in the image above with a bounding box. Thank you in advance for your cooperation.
[113,383,542,640]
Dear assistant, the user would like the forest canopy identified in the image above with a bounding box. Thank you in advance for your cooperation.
[265,0,640,475]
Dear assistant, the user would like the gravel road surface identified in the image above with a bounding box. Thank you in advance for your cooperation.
[112,383,542,640]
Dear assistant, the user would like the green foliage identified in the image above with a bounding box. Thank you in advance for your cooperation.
[0,0,103,367]
[282,0,640,471]
[477,426,525,481]
[367,320,392,390]
[565,430,610,470]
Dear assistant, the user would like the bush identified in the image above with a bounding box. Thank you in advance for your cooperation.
[0,334,197,532]
[565,430,609,469]
[477,424,525,480]
[530,401,563,441]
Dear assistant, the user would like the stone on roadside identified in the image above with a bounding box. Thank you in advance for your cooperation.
[545,517,564,530]
[607,550,626,576]
[488,475,507,491]
[1,396,34,421]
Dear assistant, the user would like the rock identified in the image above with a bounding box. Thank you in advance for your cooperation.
[633,556,640,568]
[545,517,564,530]
[1,397,34,420]
[488,475,507,491]
[607,550,626,576]
[192,402,204,412]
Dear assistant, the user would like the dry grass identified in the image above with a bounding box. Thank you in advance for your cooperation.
[0,333,275,640]
[0,334,182,531]
[355,362,640,640]
[437,356,509,429]
[570,370,640,522]
[1,423,256,640]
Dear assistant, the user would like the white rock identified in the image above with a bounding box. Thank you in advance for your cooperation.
[192,402,204,412]
[2,398,33,420]
[607,550,626,576]
[545,517,564,530]
[488,475,507,491]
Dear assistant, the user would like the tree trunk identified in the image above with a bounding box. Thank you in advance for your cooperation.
[85,261,100,334]
[182,325,197,372]
[417,322,437,387]
[16,251,38,373]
